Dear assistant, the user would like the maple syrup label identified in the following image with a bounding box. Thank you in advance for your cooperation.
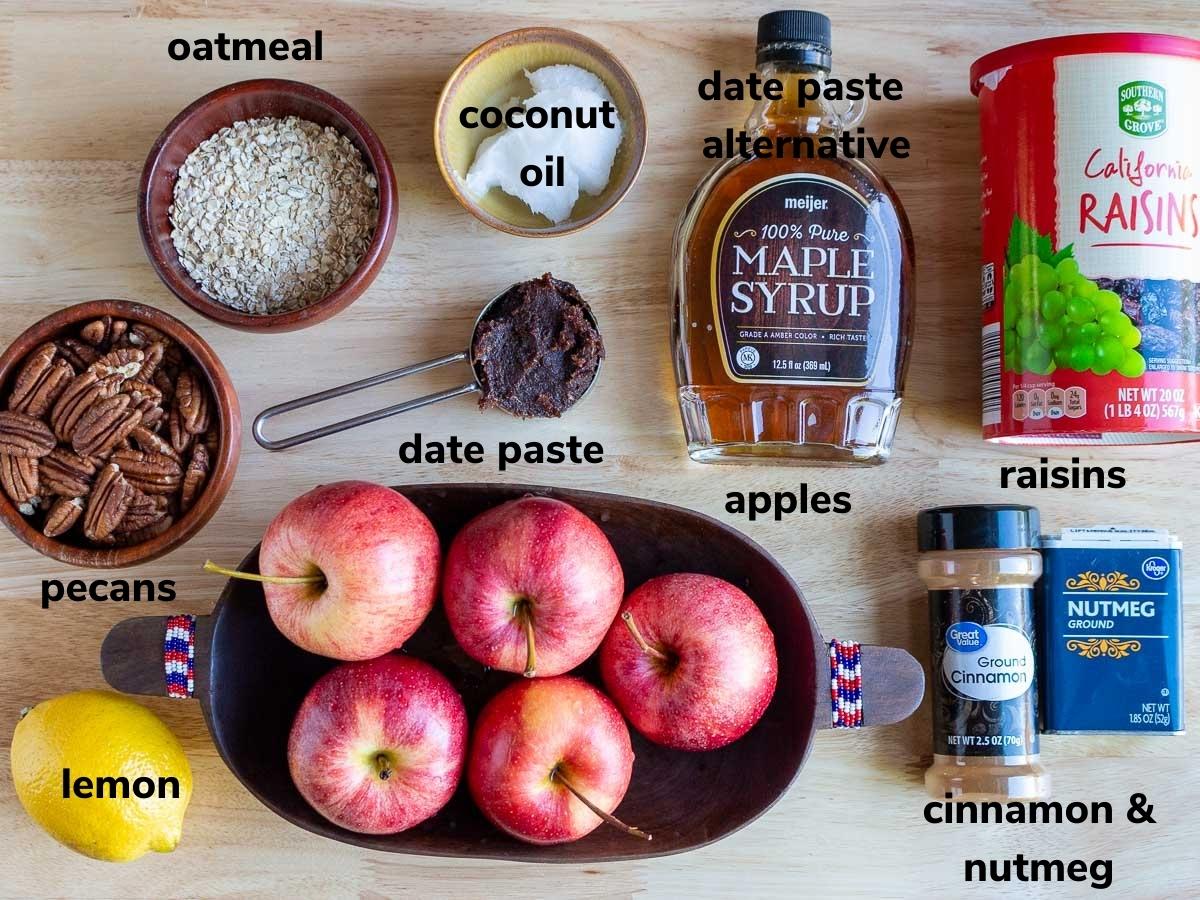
[711,173,892,384]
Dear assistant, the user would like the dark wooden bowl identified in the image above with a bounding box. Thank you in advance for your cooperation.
[102,483,923,862]
[138,78,398,333]
[0,300,241,567]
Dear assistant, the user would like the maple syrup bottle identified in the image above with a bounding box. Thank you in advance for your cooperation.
[672,11,914,465]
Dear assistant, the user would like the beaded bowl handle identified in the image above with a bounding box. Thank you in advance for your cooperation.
[99,615,924,731]
[829,639,863,728]
[100,614,211,700]
[816,640,923,730]
[164,615,196,699]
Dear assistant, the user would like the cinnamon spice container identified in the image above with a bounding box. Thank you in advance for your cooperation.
[917,505,1050,801]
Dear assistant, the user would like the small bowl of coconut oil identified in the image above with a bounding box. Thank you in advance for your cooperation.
[434,27,647,237]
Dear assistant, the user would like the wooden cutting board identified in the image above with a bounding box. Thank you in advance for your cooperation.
[0,1,1195,896]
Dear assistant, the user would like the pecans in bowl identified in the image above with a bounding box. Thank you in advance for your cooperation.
[0,300,240,567]
[1,320,214,544]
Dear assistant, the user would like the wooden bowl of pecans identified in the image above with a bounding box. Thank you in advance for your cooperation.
[138,78,398,333]
[0,300,241,567]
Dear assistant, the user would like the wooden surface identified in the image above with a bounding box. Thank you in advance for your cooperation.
[0,1,1196,897]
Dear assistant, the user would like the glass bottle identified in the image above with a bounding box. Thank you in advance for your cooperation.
[917,504,1051,801]
[671,10,914,465]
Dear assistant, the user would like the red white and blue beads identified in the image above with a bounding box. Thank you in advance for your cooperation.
[829,638,863,728]
[164,615,195,700]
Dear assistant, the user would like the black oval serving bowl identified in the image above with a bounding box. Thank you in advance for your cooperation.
[101,482,923,862]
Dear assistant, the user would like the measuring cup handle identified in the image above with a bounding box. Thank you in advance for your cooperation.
[252,351,476,451]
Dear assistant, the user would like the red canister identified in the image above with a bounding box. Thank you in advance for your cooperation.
[971,34,1200,444]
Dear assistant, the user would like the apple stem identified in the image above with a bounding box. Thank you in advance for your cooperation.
[202,560,325,587]
[621,611,670,663]
[519,602,537,678]
[552,768,651,841]
[375,753,393,781]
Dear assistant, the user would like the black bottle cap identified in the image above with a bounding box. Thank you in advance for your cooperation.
[756,10,833,68]
[917,505,1041,552]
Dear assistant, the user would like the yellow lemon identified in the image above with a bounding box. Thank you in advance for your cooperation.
[11,690,192,862]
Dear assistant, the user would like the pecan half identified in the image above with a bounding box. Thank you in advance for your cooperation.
[162,342,185,373]
[139,342,166,382]
[72,394,142,459]
[136,405,163,430]
[43,496,84,538]
[0,454,38,504]
[88,347,144,384]
[112,514,174,546]
[129,425,181,463]
[9,343,74,418]
[115,490,170,534]
[0,411,55,458]
[180,443,210,511]
[40,447,97,497]
[122,379,164,429]
[175,370,210,434]
[83,464,133,541]
[122,323,168,348]
[125,379,162,403]
[56,337,100,370]
[109,447,182,495]
[51,371,121,442]
[167,405,193,455]
[80,317,128,349]
[153,368,175,404]
[19,359,73,419]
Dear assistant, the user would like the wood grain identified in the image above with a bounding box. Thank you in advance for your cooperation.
[0,1,1196,897]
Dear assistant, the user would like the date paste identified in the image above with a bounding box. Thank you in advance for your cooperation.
[471,274,603,418]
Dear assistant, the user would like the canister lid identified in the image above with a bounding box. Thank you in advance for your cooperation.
[970,32,1200,97]
[917,504,1040,552]
[756,11,832,69]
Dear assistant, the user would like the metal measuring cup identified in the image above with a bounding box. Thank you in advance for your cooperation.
[252,284,603,450]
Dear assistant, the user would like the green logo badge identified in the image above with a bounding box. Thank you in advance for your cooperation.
[1118,80,1166,138]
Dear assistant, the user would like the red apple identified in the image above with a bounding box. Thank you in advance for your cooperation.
[599,573,778,751]
[288,654,467,835]
[442,497,623,678]
[468,676,647,844]
[212,480,440,660]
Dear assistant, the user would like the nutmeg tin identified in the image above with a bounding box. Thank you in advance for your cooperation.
[971,34,1200,443]
[1039,527,1184,734]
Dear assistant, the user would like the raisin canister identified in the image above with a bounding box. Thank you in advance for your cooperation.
[971,34,1200,443]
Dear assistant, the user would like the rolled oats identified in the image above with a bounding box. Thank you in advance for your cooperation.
[169,115,379,315]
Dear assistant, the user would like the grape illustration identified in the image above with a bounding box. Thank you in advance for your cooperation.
[1003,251,1146,377]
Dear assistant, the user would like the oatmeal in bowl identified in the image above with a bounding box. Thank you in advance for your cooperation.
[139,79,398,332]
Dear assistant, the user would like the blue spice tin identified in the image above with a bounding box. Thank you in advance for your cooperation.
[1039,527,1184,735]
